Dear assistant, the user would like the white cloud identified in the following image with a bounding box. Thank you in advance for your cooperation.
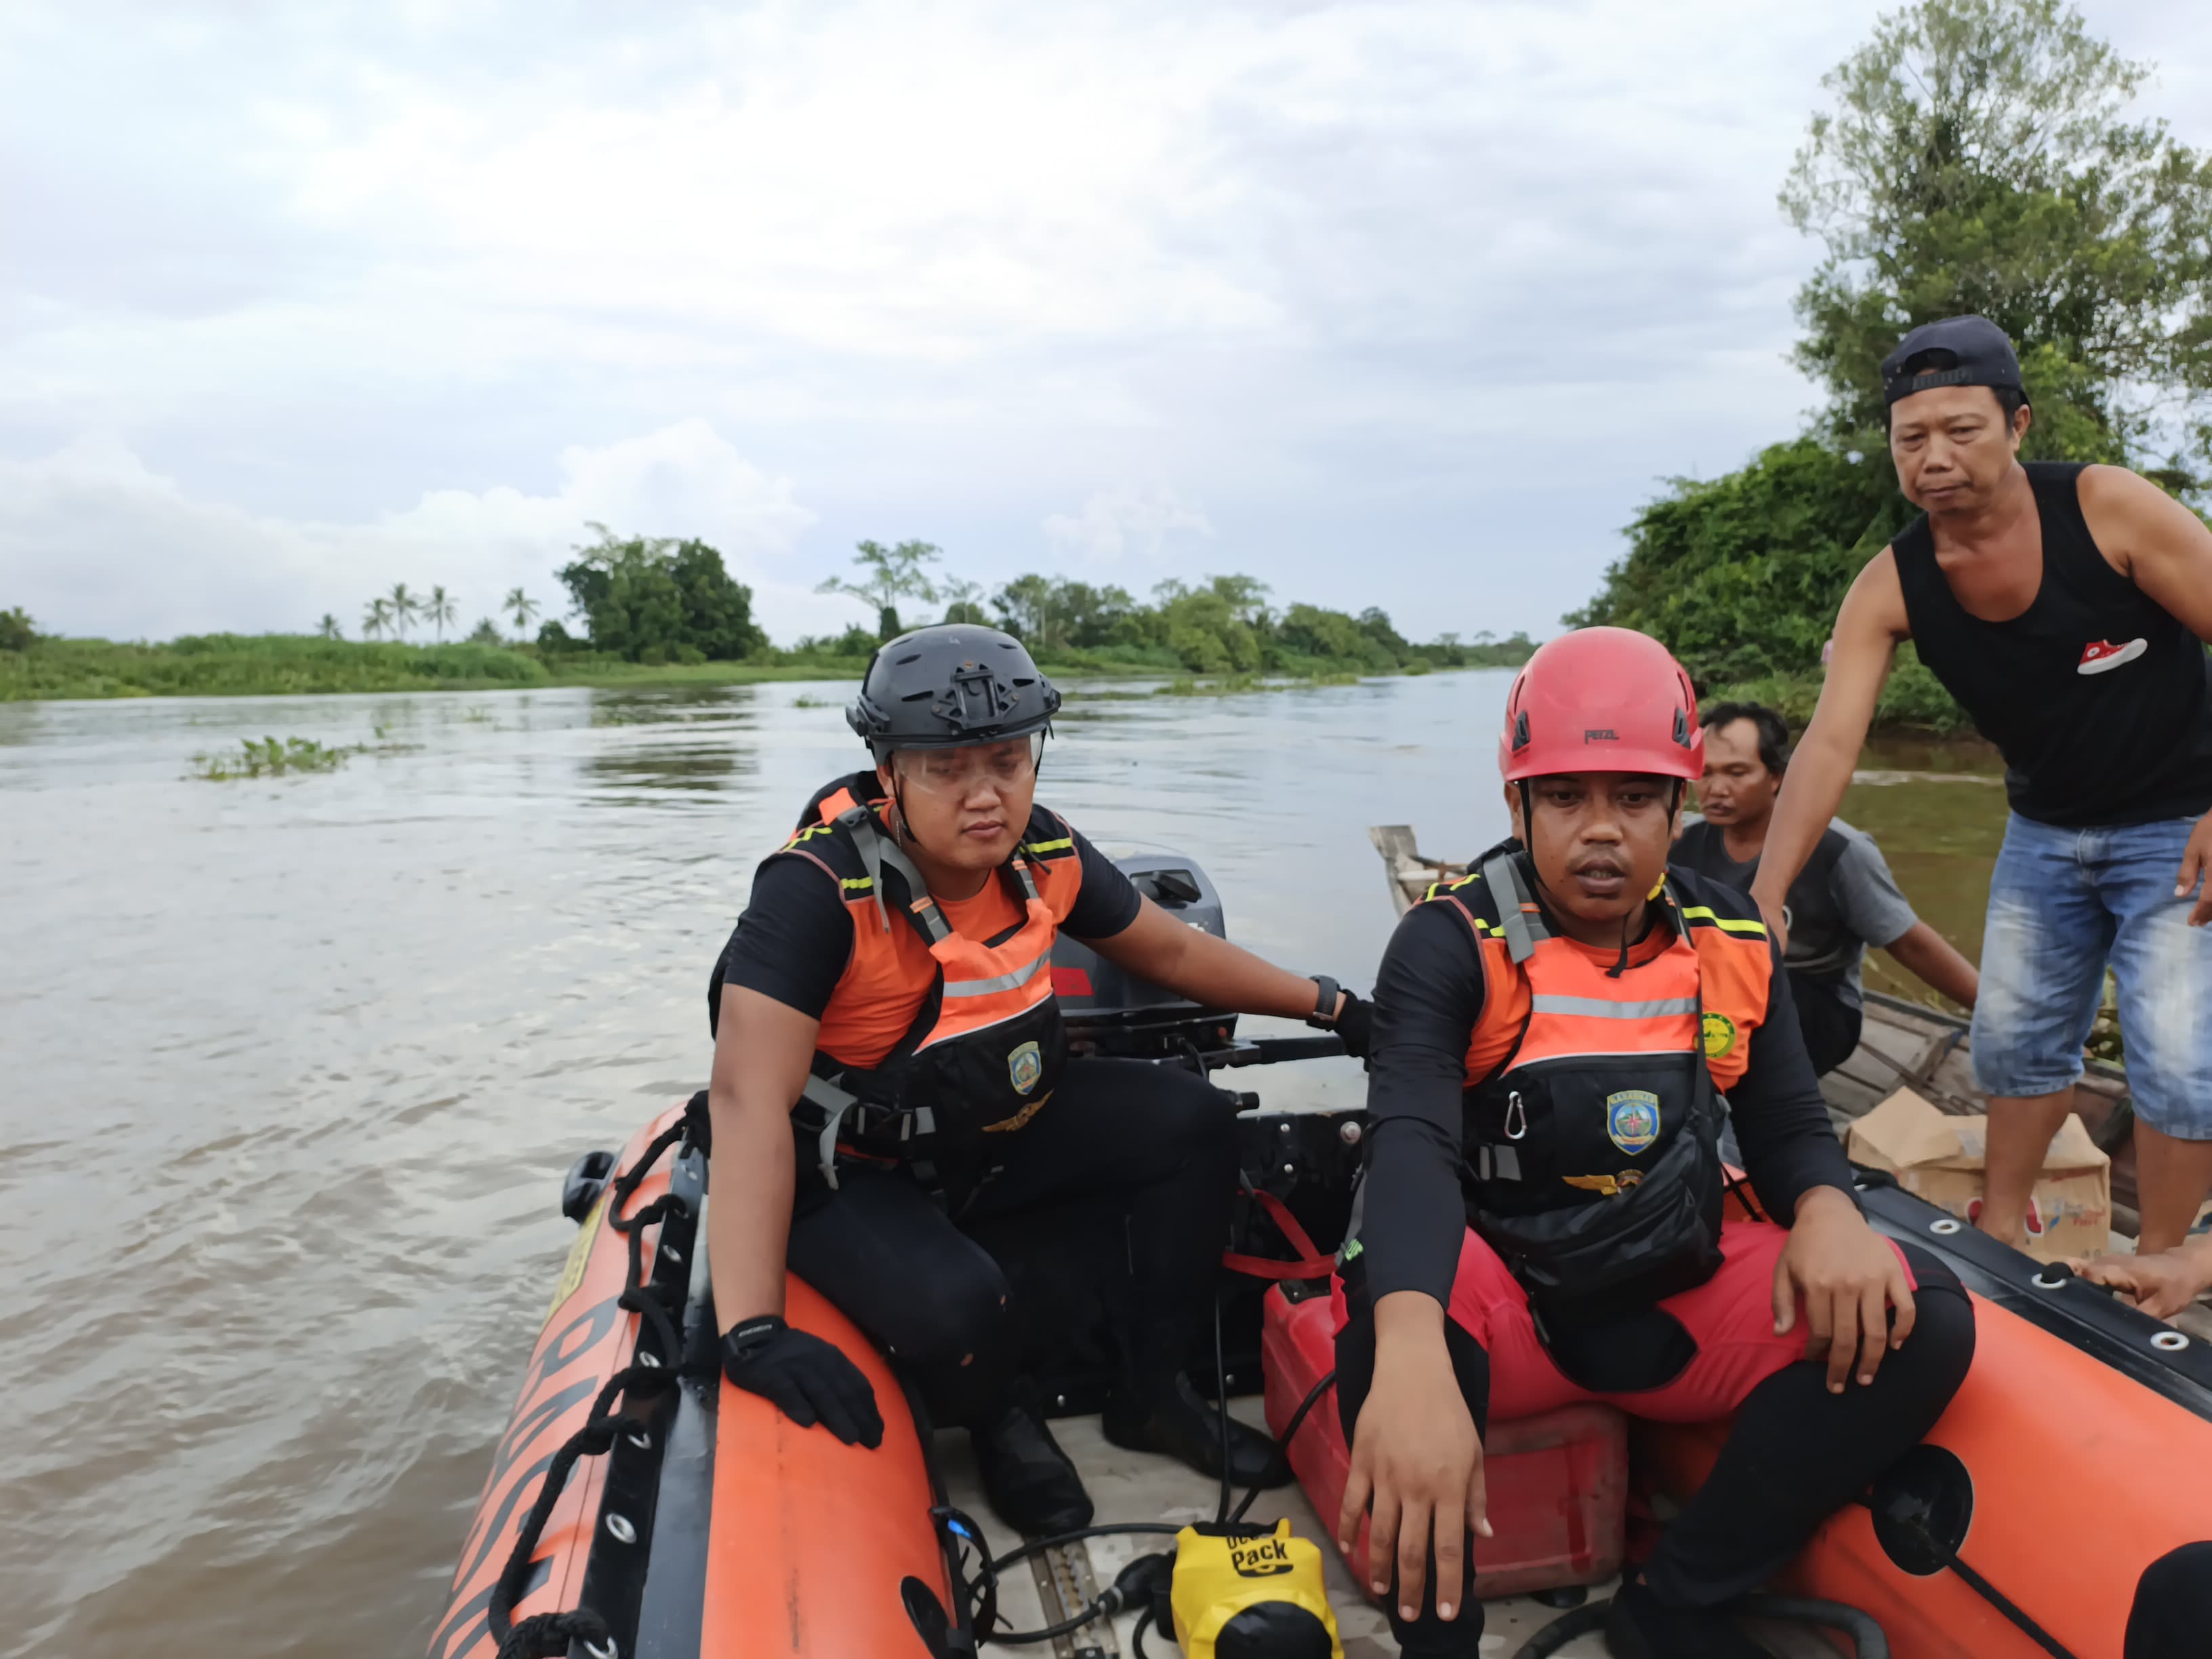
[3,0,2210,642]
[1042,485,1214,568]
[0,421,840,643]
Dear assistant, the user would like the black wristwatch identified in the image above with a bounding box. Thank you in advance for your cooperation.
[1305,975,1341,1029]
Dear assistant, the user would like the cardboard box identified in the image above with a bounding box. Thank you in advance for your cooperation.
[1844,1087,2110,1263]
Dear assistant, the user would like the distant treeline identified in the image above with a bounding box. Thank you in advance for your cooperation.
[530,528,1528,676]
[790,537,1529,676]
[1,529,1534,702]
[4,541,1539,703]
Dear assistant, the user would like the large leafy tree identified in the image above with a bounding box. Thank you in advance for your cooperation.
[556,525,768,662]
[1783,0,2212,485]
[817,539,942,640]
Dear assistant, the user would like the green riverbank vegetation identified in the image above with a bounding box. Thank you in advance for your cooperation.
[5,527,1530,703]
[1571,0,2212,733]
[791,537,1530,678]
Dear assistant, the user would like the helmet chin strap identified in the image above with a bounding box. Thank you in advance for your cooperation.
[880,750,923,854]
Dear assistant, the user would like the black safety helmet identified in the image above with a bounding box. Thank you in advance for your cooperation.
[847,624,1061,764]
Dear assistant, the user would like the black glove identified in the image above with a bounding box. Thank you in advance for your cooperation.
[1330,989,1374,1059]
[720,1315,885,1448]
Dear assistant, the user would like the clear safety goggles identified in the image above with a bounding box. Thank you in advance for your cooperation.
[893,732,1046,796]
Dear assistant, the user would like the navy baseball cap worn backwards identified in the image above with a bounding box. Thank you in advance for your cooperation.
[1880,314,2025,406]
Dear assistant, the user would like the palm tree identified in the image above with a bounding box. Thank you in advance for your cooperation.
[388,582,418,640]
[427,584,457,642]
[504,587,541,641]
[316,613,342,640]
[363,598,393,640]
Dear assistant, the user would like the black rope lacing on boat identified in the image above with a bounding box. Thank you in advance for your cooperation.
[485,1093,712,1659]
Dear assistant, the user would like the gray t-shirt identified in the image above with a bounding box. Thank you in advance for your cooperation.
[1672,816,1918,1012]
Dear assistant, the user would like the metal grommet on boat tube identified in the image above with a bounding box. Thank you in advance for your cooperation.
[637,1351,662,1368]
[1929,1218,1962,1235]
[583,1639,619,1659]
[2030,1270,2066,1290]
[626,1428,652,1450]
[2151,1330,2190,1352]
[605,1513,637,1544]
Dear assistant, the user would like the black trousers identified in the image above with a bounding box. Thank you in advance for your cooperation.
[1332,1242,1977,1655]
[1790,970,1866,1079]
[785,1056,1240,1429]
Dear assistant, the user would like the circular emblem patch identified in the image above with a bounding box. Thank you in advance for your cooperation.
[1701,1012,1737,1060]
[1008,1040,1044,1096]
[1605,1090,1661,1155]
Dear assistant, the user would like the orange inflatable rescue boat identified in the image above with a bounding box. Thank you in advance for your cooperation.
[427,1096,986,1659]
[1260,1174,2212,1659]
[431,1090,2212,1659]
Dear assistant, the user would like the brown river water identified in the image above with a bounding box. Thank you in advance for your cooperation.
[0,673,2007,1658]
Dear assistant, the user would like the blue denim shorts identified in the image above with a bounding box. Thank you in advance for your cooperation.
[1971,812,2212,1139]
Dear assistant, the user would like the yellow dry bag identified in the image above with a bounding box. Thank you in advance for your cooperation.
[1170,1518,1342,1658]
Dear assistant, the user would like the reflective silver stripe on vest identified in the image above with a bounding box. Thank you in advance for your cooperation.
[1528,994,1698,1019]
[939,949,1053,999]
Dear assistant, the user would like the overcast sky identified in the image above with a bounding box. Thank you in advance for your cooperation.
[3,1,2208,648]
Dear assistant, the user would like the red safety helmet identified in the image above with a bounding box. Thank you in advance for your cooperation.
[1498,627,1703,783]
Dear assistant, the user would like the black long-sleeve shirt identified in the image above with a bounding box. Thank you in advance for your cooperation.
[1359,897,1857,1309]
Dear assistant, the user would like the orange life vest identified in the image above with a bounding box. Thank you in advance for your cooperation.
[769,774,1086,1200]
[1420,847,1776,1318]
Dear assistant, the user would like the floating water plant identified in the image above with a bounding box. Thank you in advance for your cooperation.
[190,736,356,780]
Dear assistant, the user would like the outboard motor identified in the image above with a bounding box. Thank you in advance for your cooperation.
[1055,844,1240,1059]
[1006,842,1364,1416]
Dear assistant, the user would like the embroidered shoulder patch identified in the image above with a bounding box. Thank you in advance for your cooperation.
[1701,1012,1737,1059]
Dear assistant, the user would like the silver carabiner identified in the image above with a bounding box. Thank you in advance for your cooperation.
[1504,1090,1528,1141]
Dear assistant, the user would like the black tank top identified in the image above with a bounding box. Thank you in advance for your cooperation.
[1893,462,2212,827]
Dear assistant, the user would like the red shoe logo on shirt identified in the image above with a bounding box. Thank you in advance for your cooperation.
[2077,638,2148,674]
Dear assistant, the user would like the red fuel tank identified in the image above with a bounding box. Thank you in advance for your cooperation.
[1261,1284,1627,1599]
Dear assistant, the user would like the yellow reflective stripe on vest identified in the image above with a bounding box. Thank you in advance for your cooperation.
[939,949,1054,999]
[1528,994,1700,1020]
[1679,905,1766,936]
[1023,836,1074,855]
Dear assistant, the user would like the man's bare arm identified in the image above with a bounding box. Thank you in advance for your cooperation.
[705,986,819,1334]
[1751,552,1909,939]
[1882,920,1980,1010]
